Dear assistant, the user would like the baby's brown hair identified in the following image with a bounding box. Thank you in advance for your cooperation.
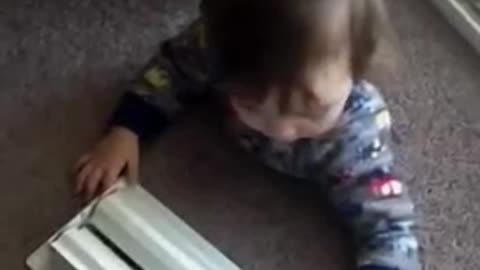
[203,0,392,86]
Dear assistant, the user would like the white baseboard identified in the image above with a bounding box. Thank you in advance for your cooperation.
[431,0,480,54]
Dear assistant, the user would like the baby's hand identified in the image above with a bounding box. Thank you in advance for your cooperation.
[74,127,139,201]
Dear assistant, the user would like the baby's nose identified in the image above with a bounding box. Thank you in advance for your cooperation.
[273,122,298,142]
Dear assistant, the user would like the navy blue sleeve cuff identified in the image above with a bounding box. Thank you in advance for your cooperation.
[110,92,169,141]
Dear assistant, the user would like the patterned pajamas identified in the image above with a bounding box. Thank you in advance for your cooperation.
[111,18,421,270]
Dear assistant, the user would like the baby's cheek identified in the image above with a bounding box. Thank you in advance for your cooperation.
[310,66,352,103]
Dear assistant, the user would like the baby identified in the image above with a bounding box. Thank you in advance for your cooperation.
[74,0,421,269]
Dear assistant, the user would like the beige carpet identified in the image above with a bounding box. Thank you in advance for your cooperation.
[1,0,479,269]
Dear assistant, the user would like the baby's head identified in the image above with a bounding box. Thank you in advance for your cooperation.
[204,0,391,101]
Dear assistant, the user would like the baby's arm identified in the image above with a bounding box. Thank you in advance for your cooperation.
[111,19,210,140]
[74,19,209,200]
[326,83,420,270]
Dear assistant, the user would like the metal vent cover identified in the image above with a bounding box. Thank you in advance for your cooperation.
[26,180,241,270]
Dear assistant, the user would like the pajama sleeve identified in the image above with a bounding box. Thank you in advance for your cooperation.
[326,82,421,270]
[110,19,210,141]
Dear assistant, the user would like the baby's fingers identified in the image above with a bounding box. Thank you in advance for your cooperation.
[127,159,139,183]
[99,166,123,194]
[73,154,91,173]
[85,168,104,201]
[75,163,93,195]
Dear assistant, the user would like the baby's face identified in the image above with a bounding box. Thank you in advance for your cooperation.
[226,54,353,142]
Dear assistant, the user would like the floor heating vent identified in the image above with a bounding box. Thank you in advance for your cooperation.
[431,0,480,53]
[26,181,242,270]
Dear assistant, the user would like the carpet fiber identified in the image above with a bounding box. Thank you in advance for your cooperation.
[1,1,479,269]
